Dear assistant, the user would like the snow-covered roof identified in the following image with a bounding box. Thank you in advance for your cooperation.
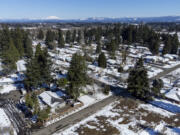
[144,55,158,60]
[164,54,178,60]
[16,60,26,72]
[165,87,180,102]
[39,91,65,108]
[107,59,116,65]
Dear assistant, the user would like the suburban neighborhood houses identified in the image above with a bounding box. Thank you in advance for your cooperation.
[0,1,180,134]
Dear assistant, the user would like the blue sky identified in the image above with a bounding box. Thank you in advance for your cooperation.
[0,0,180,19]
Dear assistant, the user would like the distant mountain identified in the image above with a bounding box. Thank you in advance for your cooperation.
[0,16,180,23]
[80,16,180,23]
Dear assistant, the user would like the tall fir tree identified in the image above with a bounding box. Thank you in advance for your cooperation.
[72,30,76,43]
[149,37,160,55]
[45,30,55,49]
[127,58,150,100]
[96,42,102,54]
[23,34,33,58]
[39,48,53,87]
[58,29,65,48]
[98,52,107,68]
[24,45,52,90]
[66,30,71,44]
[162,35,171,55]
[107,40,116,58]
[77,30,82,44]
[13,28,24,57]
[170,34,179,54]
[67,53,87,99]
[3,39,20,71]
[37,29,44,40]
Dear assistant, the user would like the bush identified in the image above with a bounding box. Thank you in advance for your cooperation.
[57,78,68,88]
[118,66,124,72]
[103,85,110,95]
[37,106,51,122]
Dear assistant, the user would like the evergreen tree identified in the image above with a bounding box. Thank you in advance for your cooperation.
[127,58,150,100]
[37,29,44,40]
[152,79,164,96]
[3,39,20,71]
[148,34,160,55]
[162,35,171,55]
[23,34,33,58]
[45,30,55,49]
[96,42,102,54]
[24,56,41,90]
[58,30,65,48]
[13,28,24,57]
[0,27,11,52]
[77,30,82,44]
[127,26,133,44]
[107,40,116,58]
[24,45,52,90]
[170,34,179,54]
[67,53,87,99]
[66,30,71,44]
[95,29,101,44]
[98,52,107,68]
[72,30,76,43]
[39,48,53,87]
[121,47,128,65]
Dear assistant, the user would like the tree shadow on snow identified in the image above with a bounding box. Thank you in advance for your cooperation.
[110,85,132,98]
[149,100,180,113]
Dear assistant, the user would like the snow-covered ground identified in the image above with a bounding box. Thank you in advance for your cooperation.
[54,98,180,135]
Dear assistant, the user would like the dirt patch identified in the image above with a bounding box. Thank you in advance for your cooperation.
[75,116,120,135]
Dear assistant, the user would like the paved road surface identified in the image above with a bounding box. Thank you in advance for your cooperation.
[32,63,180,135]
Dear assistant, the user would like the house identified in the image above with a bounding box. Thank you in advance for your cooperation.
[164,54,178,60]
[39,91,66,109]
[144,56,157,63]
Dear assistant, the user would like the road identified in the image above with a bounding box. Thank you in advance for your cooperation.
[150,63,180,80]
[32,63,180,135]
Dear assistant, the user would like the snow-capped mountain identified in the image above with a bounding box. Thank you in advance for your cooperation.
[45,16,61,20]
[0,16,180,23]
